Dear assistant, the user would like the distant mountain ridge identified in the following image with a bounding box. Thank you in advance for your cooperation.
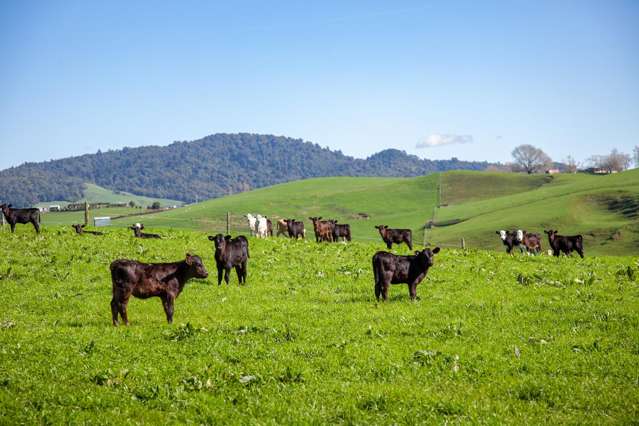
[0,133,492,206]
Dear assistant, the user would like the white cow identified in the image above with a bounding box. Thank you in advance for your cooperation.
[256,214,269,238]
[246,214,257,236]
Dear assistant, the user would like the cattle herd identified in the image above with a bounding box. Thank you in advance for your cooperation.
[1,204,587,325]
[497,228,585,258]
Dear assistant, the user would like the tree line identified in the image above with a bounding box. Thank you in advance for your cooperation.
[0,133,491,207]
[508,144,637,174]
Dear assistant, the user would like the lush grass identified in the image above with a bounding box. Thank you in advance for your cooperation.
[440,171,551,205]
[0,227,637,423]
[35,183,182,209]
[432,169,639,255]
[110,176,440,242]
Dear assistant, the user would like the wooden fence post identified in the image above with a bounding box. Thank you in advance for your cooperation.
[461,238,466,249]
[226,212,231,235]
[84,202,90,226]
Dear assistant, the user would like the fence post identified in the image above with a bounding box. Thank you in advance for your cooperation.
[461,238,466,249]
[226,212,231,235]
[84,202,90,226]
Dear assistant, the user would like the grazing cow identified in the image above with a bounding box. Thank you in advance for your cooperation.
[267,218,273,237]
[496,230,521,254]
[130,223,161,239]
[309,217,334,242]
[285,219,305,239]
[276,219,288,237]
[71,224,103,236]
[256,215,269,238]
[109,254,208,326]
[208,234,250,285]
[0,203,40,233]
[331,221,352,242]
[517,230,542,255]
[372,247,441,301]
[544,230,584,258]
[246,214,258,236]
[375,225,412,250]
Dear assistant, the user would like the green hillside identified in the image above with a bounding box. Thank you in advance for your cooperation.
[76,170,639,256]
[110,176,440,243]
[431,169,639,255]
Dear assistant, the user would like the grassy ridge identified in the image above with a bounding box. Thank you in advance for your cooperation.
[110,175,440,241]
[28,170,639,255]
[432,169,639,255]
[0,227,637,423]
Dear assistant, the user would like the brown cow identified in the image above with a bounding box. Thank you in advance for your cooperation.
[109,254,208,326]
[276,219,288,237]
[309,217,334,242]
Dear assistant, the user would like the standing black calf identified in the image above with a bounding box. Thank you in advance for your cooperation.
[0,204,40,233]
[372,247,440,301]
[331,221,352,242]
[375,225,412,250]
[208,234,250,285]
[109,254,208,326]
[544,230,584,258]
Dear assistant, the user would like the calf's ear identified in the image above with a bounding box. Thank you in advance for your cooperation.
[185,254,193,265]
[432,247,440,254]
[225,235,232,240]
[207,235,215,241]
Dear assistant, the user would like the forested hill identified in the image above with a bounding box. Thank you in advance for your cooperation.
[0,133,491,205]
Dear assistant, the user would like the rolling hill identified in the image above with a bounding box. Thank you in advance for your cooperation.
[0,133,491,206]
[89,169,639,256]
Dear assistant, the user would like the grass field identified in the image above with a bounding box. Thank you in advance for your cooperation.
[0,227,637,423]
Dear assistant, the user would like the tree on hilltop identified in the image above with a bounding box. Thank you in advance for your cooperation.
[511,145,552,174]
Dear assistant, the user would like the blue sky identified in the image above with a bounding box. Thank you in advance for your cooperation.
[1,0,638,170]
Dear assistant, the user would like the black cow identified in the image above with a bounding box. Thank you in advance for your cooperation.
[496,230,521,254]
[130,223,161,239]
[372,247,441,301]
[375,225,412,250]
[331,221,351,242]
[0,204,40,233]
[285,219,305,239]
[71,224,103,236]
[544,230,584,258]
[109,254,208,326]
[208,234,250,285]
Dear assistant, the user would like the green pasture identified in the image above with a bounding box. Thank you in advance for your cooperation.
[0,227,637,423]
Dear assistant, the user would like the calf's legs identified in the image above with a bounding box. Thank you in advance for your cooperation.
[162,295,175,324]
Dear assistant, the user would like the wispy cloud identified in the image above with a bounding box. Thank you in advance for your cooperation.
[416,134,473,148]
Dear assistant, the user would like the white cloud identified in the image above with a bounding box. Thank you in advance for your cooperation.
[416,134,473,148]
